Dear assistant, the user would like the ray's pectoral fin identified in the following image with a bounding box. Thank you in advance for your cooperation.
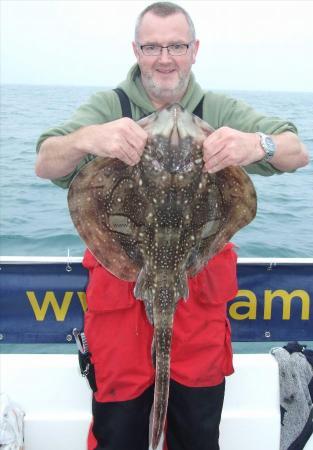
[107,214,134,235]
[67,157,143,281]
[200,217,222,239]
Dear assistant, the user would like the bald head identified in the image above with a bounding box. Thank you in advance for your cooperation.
[135,1,196,42]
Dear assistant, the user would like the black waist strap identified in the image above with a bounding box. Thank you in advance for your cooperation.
[113,87,204,119]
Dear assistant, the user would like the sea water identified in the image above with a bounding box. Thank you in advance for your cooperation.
[0,85,312,257]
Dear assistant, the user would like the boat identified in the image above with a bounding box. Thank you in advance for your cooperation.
[1,256,313,449]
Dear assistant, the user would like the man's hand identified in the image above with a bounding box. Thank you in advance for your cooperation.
[36,118,148,180]
[202,127,309,173]
[83,118,148,165]
[202,127,263,173]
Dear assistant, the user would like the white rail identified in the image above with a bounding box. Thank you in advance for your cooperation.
[0,256,313,264]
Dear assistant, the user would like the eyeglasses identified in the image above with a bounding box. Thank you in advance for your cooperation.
[138,42,193,56]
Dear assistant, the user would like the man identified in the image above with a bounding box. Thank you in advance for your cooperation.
[35,3,309,450]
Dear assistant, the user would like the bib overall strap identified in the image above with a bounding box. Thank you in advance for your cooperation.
[113,87,132,118]
[192,96,204,119]
[113,87,204,119]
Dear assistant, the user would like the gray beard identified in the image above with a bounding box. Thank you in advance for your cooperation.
[142,72,190,104]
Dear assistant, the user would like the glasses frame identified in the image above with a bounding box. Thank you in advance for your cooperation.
[138,41,194,56]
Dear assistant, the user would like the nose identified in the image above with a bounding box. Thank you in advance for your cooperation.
[159,47,172,62]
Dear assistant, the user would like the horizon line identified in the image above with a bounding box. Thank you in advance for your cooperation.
[1,82,313,95]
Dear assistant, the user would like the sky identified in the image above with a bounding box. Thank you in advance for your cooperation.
[1,0,313,92]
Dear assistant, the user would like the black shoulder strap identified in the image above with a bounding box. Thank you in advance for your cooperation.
[113,88,132,118]
[114,87,204,120]
[192,96,204,119]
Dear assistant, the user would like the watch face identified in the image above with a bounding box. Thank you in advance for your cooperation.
[265,136,275,152]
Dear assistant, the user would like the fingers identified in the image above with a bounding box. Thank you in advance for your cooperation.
[122,120,148,164]
[202,128,229,173]
[202,127,251,173]
[110,118,147,165]
[91,118,148,165]
[203,149,229,173]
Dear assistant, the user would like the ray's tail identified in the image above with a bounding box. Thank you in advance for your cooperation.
[151,308,175,449]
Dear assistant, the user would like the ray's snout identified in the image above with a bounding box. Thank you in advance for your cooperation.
[147,104,198,173]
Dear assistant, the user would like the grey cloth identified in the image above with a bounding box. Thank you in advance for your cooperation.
[271,347,313,450]
[0,393,24,449]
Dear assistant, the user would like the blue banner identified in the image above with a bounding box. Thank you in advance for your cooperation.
[0,260,312,343]
[230,262,312,342]
[0,262,88,344]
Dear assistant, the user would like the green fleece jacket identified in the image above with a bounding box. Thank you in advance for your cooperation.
[36,64,298,189]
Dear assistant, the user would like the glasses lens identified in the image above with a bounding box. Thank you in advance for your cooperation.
[168,44,188,55]
[142,45,160,56]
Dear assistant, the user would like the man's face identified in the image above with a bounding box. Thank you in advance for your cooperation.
[133,12,199,107]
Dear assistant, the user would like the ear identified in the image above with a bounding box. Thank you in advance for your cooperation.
[192,39,200,64]
[132,41,140,61]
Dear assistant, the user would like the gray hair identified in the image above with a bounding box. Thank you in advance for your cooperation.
[135,2,196,42]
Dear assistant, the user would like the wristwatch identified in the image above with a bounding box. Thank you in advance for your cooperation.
[256,132,276,162]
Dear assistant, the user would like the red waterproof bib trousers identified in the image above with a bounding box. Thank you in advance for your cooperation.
[83,243,237,449]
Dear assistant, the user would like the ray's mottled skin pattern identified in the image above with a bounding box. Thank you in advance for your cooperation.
[68,105,257,449]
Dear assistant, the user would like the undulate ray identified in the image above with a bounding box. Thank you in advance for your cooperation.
[68,104,257,449]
